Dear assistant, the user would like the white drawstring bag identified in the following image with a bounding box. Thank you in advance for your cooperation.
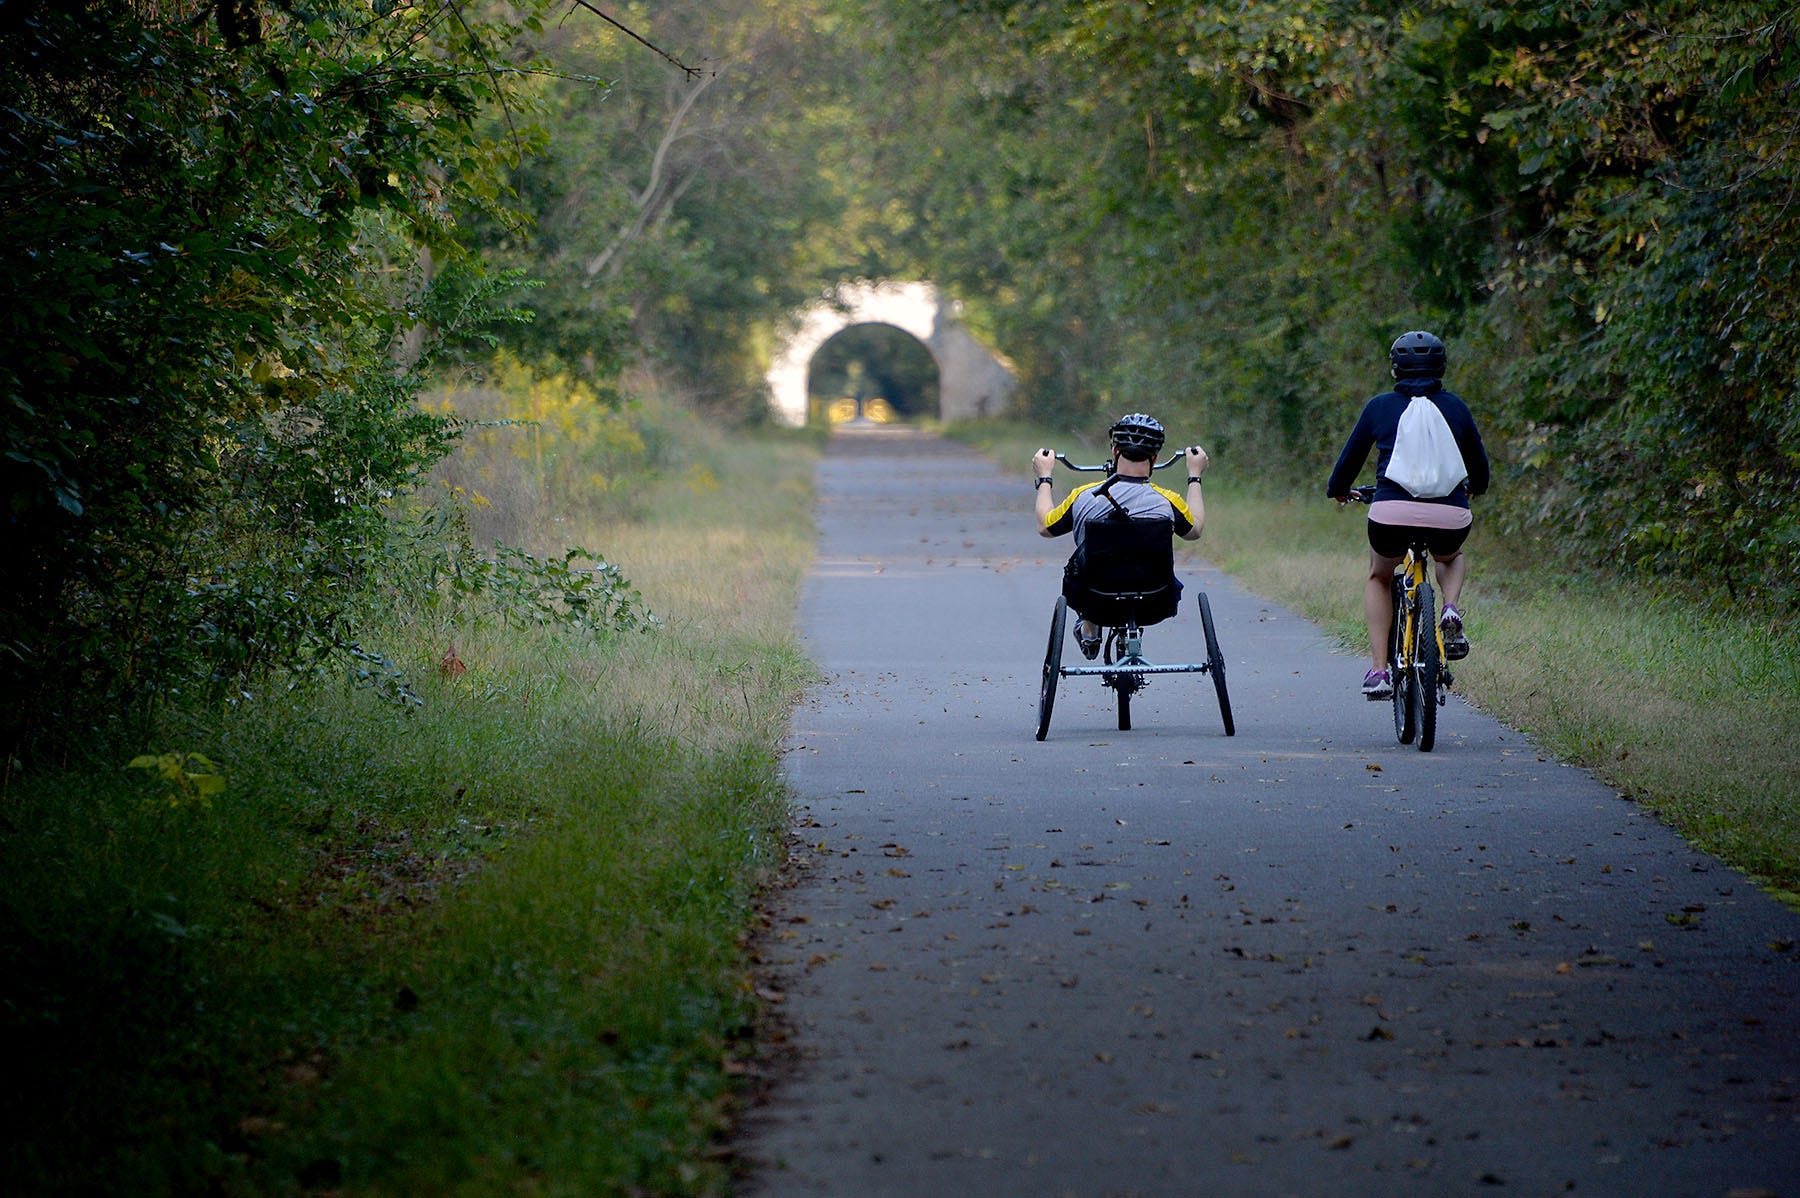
[1385,395,1468,499]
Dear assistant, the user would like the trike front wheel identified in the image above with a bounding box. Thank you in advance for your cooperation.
[1198,592,1234,736]
[1036,596,1066,741]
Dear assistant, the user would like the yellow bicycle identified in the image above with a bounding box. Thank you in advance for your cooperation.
[1350,486,1452,751]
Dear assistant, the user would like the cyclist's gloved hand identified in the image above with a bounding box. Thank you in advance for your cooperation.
[1184,444,1210,477]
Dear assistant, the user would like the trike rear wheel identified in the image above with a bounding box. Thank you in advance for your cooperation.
[1103,629,1133,731]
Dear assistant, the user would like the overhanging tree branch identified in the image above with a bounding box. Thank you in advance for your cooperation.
[584,67,722,281]
[563,0,707,79]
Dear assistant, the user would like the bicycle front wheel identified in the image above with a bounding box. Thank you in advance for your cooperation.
[1036,596,1066,741]
[1199,592,1234,736]
[1390,575,1416,745]
[1416,580,1439,752]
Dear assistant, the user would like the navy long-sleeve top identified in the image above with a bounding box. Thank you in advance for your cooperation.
[1325,378,1491,506]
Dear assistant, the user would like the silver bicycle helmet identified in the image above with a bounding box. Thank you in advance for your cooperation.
[1109,413,1165,461]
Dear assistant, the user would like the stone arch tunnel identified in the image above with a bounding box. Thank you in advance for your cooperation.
[765,280,1016,426]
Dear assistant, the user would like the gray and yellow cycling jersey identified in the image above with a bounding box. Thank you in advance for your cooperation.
[1043,478,1195,540]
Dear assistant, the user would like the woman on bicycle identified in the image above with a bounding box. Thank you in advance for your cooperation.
[1326,331,1490,698]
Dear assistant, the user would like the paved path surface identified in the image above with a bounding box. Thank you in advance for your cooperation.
[736,427,1799,1197]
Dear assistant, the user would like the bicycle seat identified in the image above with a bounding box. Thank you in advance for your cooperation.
[1073,516,1179,627]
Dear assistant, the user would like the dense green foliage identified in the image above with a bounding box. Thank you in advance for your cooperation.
[0,0,666,749]
[21,0,1776,748]
[6,0,1791,746]
[454,0,873,415]
[839,0,1800,610]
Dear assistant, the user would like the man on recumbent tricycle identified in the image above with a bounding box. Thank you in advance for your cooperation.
[1033,414,1209,659]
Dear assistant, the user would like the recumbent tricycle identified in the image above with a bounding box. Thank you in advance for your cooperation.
[1035,452,1234,741]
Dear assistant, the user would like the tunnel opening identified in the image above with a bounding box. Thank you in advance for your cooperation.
[806,322,941,425]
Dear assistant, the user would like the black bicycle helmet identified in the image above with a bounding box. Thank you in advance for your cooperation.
[1389,330,1446,379]
[1109,412,1165,461]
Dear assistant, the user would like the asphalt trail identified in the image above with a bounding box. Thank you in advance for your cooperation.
[736,426,1799,1198]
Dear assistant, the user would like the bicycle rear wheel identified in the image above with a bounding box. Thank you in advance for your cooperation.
[1198,593,1234,736]
[1036,596,1066,741]
[1416,580,1439,752]
[1103,630,1132,732]
[1391,576,1416,745]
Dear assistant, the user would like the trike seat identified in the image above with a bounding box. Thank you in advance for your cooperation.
[1066,515,1180,628]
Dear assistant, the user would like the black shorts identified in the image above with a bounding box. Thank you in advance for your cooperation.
[1367,519,1469,560]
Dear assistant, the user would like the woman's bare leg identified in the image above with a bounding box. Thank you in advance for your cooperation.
[1366,550,1405,668]
[1434,551,1467,611]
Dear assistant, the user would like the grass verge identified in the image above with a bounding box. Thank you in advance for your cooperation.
[0,403,820,1194]
[949,420,1800,902]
